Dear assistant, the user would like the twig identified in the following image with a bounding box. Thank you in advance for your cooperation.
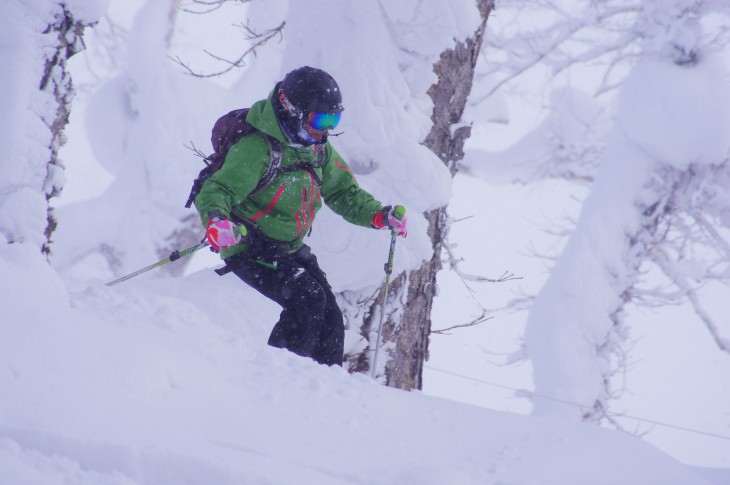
[443,236,523,284]
[170,20,285,77]
[468,270,522,283]
[432,312,494,335]
[184,140,210,160]
[180,0,250,15]
[451,215,474,224]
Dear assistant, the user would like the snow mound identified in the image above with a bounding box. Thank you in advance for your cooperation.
[0,246,712,484]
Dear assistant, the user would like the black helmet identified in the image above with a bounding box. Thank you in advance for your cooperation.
[279,66,344,117]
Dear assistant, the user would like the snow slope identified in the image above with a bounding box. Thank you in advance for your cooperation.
[0,244,715,485]
[3,1,728,483]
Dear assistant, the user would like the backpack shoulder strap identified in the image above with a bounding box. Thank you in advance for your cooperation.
[277,144,326,188]
[249,133,283,198]
[246,137,327,199]
[315,145,326,168]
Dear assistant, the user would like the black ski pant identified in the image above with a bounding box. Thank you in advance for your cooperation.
[226,244,344,366]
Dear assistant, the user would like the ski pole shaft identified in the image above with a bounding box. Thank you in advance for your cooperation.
[371,231,398,379]
[105,239,209,287]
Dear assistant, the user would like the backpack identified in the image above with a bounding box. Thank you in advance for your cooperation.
[185,108,326,209]
[185,108,284,208]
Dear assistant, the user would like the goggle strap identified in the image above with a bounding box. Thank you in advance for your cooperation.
[279,89,301,118]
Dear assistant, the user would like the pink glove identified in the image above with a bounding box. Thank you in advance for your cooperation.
[206,217,243,251]
[372,205,408,237]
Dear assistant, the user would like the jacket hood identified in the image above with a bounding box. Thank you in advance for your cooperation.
[246,90,288,143]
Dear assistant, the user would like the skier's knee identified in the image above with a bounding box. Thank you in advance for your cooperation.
[283,273,326,307]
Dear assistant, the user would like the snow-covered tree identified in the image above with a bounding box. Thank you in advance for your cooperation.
[361,0,495,389]
[52,0,228,278]
[0,0,105,256]
[465,0,730,422]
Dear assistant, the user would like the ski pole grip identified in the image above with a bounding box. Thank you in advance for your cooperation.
[392,205,406,221]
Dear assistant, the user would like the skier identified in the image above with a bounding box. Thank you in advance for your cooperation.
[194,66,408,366]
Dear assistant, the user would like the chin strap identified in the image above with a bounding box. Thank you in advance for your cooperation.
[296,127,318,145]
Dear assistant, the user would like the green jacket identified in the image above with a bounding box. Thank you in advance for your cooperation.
[195,94,384,259]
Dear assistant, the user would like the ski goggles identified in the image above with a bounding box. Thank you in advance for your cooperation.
[308,112,341,131]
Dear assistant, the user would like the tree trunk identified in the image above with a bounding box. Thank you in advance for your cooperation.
[366,0,495,390]
[40,6,89,256]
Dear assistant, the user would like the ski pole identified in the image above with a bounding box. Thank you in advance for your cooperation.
[371,230,398,379]
[105,238,210,287]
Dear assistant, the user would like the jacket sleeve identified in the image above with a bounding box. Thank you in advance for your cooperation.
[321,144,384,228]
[194,134,269,225]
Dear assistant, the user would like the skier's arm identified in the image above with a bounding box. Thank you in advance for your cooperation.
[320,145,384,228]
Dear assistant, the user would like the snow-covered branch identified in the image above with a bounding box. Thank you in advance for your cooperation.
[482,0,642,100]
[521,0,730,426]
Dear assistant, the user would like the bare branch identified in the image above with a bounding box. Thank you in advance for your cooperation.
[170,20,285,77]
[481,1,643,100]
[451,215,474,224]
[179,0,251,15]
[654,241,730,354]
[432,311,494,335]
[183,140,209,160]
[686,290,730,353]
[468,270,523,283]
[693,211,730,260]
[443,237,523,285]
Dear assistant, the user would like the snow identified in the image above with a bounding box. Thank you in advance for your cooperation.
[0,249,717,484]
[65,0,112,24]
[462,86,607,184]
[2,0,730,483]
[618,54,730,168]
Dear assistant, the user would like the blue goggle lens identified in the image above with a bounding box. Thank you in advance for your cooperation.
[309,112,341,131]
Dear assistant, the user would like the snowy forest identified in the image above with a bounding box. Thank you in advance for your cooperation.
[1,0,729,483]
